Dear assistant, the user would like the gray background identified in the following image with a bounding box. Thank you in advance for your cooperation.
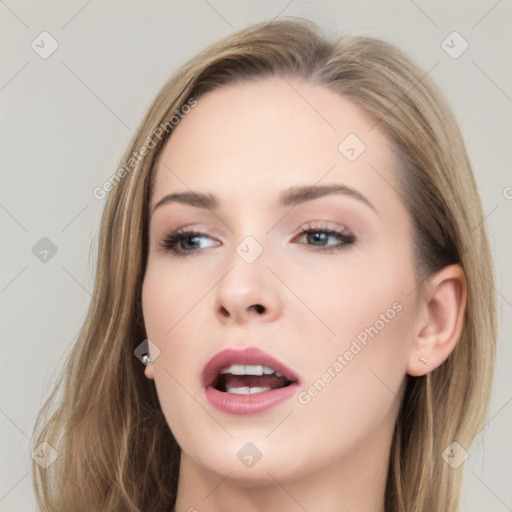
[1,1,511,510]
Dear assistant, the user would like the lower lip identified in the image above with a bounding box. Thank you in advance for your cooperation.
[205,383,299,415]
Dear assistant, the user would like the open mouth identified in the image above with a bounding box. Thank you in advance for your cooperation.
[212,364,295,395]
[202,347,300,395]
[202,347,300,415]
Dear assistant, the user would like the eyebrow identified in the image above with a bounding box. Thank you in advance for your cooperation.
[151,184,377,215]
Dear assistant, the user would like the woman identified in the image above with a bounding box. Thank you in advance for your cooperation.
[32,18,496,512]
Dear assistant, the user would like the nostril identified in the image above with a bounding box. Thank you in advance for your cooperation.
[249,304,265,314]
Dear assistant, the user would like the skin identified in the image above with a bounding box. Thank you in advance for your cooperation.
[142,76,466,512]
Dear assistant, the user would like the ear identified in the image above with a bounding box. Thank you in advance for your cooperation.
[407,264,467,376]
[142,338,160,380]
[144,362,155,380]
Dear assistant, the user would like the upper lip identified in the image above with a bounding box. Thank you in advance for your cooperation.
[202,346,300,388]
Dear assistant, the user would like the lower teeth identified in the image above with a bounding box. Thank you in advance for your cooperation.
[226,386,271,395]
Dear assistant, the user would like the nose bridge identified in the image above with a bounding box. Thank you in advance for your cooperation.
[225,209,270,273]
[213,228,281,323]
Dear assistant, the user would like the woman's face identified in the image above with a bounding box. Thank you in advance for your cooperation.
[142,77,421,486]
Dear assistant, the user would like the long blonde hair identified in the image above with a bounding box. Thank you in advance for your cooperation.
[32,18,496,511]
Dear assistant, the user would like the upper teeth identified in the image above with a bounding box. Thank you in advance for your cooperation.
[220,364,283,377]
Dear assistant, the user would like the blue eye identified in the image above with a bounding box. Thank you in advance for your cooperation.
[161,230,217,256]
[295,226,355,251]
[160,225,355,257]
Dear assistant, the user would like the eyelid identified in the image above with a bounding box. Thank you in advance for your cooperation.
[294,220,353,237]
[293,221,355,246]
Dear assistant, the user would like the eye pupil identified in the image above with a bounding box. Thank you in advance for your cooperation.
[310,232,327,244]
[183,236,200,249]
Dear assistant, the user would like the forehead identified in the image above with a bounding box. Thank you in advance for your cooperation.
[151,76,399,211]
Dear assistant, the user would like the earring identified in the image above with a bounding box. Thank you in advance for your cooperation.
[142,354,152,365]
[419,356,429,365]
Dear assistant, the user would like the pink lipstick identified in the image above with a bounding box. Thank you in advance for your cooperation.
[202,346,300,415]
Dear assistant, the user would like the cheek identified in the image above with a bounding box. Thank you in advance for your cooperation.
[293,295,414,461]
[295,255,413,344]
[297,249,416,400]
[306,288,414,425]
[141,257,218,372]
[141,275,167,339]
[141,264,193,386]
[141,266,206,437]
[142,260,207,339]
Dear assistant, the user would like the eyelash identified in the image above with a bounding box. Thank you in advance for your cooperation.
[160,223,356,257]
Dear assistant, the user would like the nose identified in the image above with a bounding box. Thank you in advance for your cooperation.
[213,245,282,325]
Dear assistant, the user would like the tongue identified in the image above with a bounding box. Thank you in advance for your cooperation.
[222,374,287,391]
